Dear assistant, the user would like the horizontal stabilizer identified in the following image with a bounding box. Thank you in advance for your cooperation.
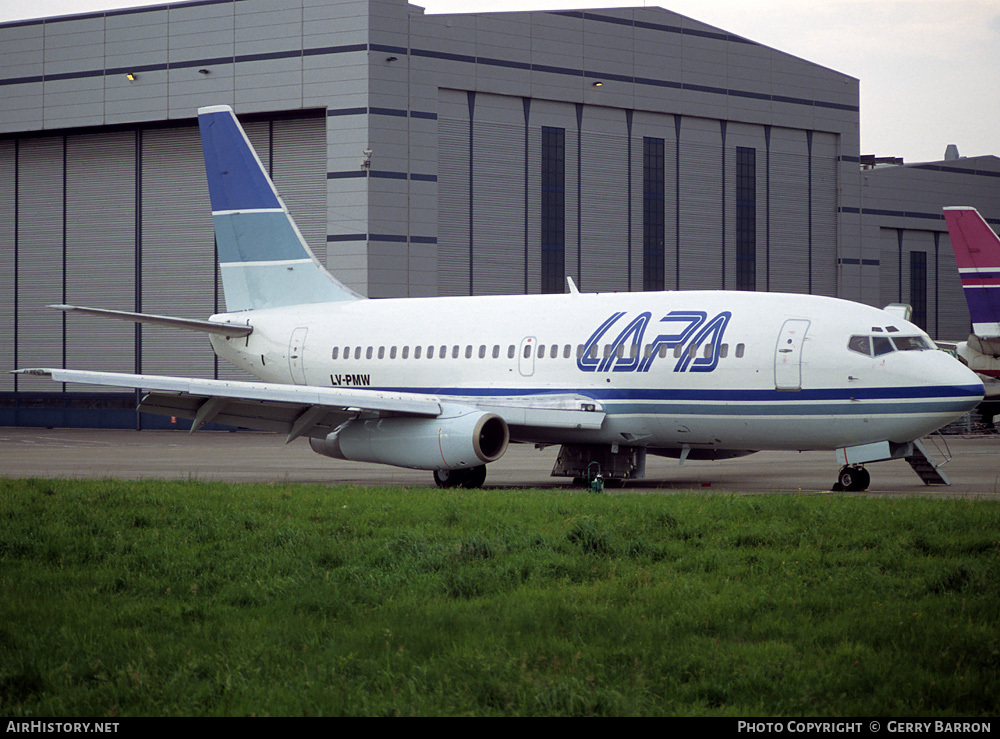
[51,304,252,338]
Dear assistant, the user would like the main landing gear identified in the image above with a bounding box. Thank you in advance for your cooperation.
[834,465,871,492]
[433,465,487,489]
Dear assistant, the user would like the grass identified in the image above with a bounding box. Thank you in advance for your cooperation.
[1,477,998,716]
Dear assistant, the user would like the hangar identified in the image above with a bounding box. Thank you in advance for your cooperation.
[1,0,998,427]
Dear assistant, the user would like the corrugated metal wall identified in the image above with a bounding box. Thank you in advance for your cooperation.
[768,128,812,295]
[437,89,471,297]
[0,140,16,393]
[436,92,837,301]
[14,137,64,394]
[472,95,525,296]
[65,131,137,387]
[580,108,629,294]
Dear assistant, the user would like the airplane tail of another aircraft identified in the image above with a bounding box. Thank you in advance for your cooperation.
[198,105,362,312]
[943,206,1000,338]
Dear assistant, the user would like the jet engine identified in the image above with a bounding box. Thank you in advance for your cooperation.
[310,408,509,470]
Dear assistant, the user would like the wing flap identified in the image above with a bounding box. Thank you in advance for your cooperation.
[138,392,352,439]
[466,394,606,431]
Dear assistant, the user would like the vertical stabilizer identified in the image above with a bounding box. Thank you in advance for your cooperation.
[197,105,361,311]
[943,206,1000,338]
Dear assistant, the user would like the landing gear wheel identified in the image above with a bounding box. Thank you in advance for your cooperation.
[836,465,871,492]
[433,466,487,489]
[462,465,487,489]
[433,468,466,488]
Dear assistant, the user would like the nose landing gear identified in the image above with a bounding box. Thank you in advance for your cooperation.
[834,465,870,492]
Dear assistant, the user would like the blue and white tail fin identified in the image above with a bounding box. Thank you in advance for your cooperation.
[944,206,1000,338]
[198,105,361,312]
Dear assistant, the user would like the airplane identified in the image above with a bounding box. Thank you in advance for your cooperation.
[942,206,1000,425]
[15,105,985,492]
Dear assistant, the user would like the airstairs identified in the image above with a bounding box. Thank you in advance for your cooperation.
[905,437,952,486]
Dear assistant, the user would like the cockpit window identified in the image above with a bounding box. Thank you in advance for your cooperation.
[848,333,932,357]
[848,335,871,355]
[872,336,894,356]
[892,335,932,351]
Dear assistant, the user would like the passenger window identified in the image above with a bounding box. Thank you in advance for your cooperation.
[674,345,683,358]
[440,345,447,358]
[848,335,871,356]
[703,344,713,358]
[659,345,668,358]
[478,345,486,359]
[414,346,421,359]
[736,343,745,358]
[427,346,435,359]
[492,345,500,359]
[389,346,396,359]
[508,345,516,359]
[719,344,728,359]
[465,345,473,359]
[873,336,894,356]
[564,344,571,359]
[354,347,362,360]
[366,347,373,359]
[451,345,459,359]
[523,344,531,359]
[377,346,385,359]
[538,345,546,359]
[332,347,339,360]
[402,346,409,359]
[688,344,699,359]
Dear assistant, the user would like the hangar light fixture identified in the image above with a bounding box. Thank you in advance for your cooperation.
[592,81,603,87]
[125,72,137,82]
[198,68,211,75]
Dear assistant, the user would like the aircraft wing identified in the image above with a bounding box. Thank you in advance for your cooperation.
[14,368,605,440]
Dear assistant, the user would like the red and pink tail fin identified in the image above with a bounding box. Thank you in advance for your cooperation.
[944,206,1000,338]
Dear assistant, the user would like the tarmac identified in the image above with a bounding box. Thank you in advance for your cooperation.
[1,427,998,497]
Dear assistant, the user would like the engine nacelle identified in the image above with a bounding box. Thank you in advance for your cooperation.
[309,407,509,470]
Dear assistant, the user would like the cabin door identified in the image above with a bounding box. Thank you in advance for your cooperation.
[288,327,308,385]
[774,319,810,391]
[518,336,536,377]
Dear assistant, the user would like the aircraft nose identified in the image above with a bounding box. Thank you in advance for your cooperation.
[939,354,985,411]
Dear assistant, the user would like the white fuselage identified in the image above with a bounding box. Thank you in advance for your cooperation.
[210,290,983,453]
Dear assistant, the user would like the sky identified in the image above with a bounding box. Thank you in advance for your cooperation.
[3,0,998,163]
